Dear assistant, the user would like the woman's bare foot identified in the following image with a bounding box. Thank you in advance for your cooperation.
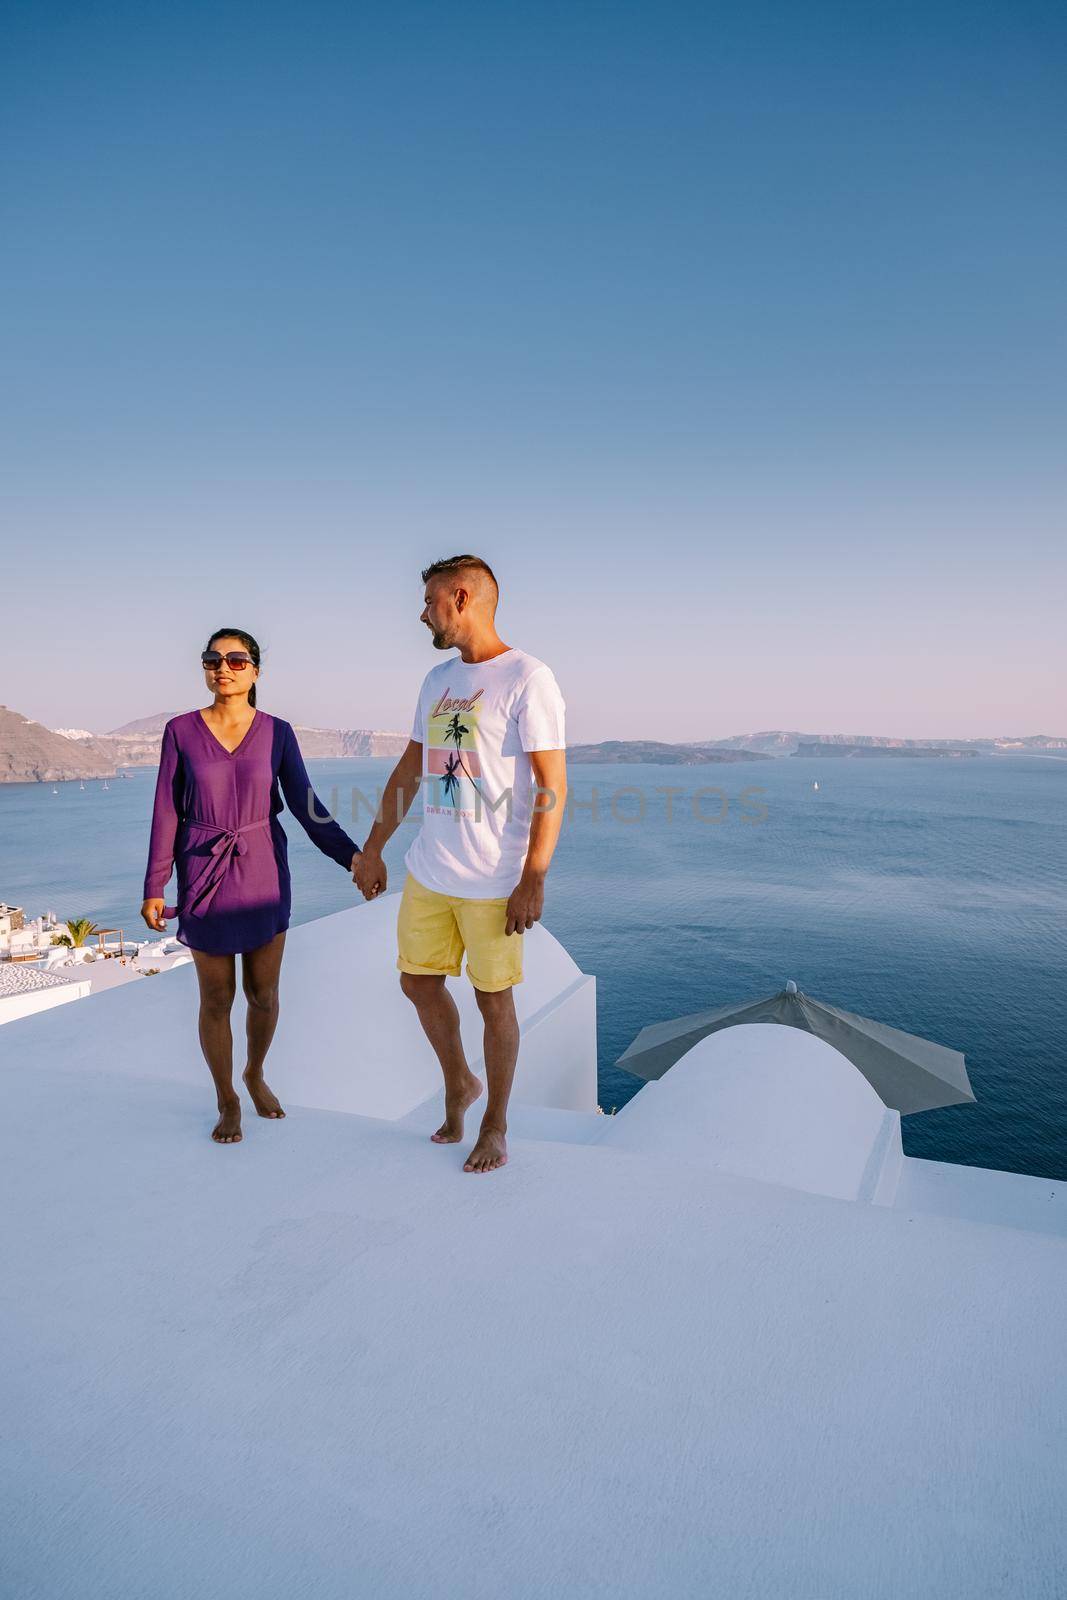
[242,1069,286,1119]
[431,1075,483,1144]
[212,1098,243,1143]
[463,1122,507,1173]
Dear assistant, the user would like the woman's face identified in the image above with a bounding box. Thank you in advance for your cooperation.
[203,636,259,702]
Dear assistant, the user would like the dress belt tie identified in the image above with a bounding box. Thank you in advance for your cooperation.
[164,816,273,920]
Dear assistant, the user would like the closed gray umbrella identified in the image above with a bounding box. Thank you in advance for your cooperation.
[616,981,975,1115]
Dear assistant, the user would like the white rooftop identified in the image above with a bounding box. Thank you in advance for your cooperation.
[2,897,1064,1599]
[0,963,81,995]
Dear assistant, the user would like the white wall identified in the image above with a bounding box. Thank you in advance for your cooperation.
[0,980,91,1025]
[606,1023,902,1202]
[0,895,598,1116]
[265,893,598,1115]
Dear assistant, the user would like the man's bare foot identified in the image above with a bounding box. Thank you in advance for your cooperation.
[212,1099,243,1144]
[242,1069,285,1119]
[431,1075,483,1144]
[463,1123,507,1173]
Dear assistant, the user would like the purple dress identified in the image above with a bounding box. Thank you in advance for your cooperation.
[143,710,359,956]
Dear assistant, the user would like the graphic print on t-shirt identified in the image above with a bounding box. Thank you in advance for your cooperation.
[406,648,566,897]
[425,686,485,818]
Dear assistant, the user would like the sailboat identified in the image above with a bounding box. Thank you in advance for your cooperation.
[79,782,85,791]
[102,780,110,791]
[812,781,820,791]
[52,786,59,795]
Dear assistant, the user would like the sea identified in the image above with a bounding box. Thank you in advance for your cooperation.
[2,753,1064,1180]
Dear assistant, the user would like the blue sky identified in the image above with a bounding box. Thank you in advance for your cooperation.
[2,0,1064,740]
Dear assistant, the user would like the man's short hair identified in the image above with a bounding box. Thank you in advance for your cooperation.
[421,554,499,601]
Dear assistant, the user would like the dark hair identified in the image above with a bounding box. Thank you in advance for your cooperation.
[420,554,499,599]
[205,628,261,707]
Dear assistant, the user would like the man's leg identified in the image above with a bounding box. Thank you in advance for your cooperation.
[464,985,519,1173]
[397,874,483,1142]
[399,973,483,1142]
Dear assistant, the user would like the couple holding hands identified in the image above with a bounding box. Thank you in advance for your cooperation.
[140,555,567,1173]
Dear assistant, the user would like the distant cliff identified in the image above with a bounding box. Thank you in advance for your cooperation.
[568,741,770,765]
[106,713,407,760]
[88,719,407,765]
[0,706,116,783]
[705,731,1067,757]
[6,705,1063,782]
[291,726,409,759]
[55,714,178,772]
[792,741,979,759]
[1,707,408,782]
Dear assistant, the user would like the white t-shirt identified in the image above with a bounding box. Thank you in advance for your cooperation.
[404,647,566,899]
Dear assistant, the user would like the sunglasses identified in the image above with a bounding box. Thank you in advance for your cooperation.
[201,652,254,672]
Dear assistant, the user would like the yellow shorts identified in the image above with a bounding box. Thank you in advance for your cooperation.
[396,873,523,992]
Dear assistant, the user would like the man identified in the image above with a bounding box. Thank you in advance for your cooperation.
[353,555,567,1173]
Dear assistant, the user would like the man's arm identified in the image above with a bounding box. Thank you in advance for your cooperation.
[505,749,567,936]
[352,739,423,899]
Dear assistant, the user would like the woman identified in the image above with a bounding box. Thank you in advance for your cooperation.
[141,629,360,1144]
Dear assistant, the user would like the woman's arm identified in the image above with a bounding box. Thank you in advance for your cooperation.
[278,721,360,871]
[143,721,182,898]
[142,721,182,927]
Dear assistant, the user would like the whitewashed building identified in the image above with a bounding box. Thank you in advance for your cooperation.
[0,961,91,1023]
[0,904,63,962]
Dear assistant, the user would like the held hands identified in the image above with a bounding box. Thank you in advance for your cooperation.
[352,849,387,901]
[505,871,545,936]
[140,898,167,932]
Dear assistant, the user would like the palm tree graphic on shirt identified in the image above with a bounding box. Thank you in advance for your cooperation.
[442,712,480,804]
[441,752,462,805]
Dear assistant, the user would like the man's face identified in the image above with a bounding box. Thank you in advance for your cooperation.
[420,579,460,650]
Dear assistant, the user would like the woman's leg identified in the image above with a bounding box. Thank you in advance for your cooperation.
[241,931,287,1118]
[190,947,241,1143]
